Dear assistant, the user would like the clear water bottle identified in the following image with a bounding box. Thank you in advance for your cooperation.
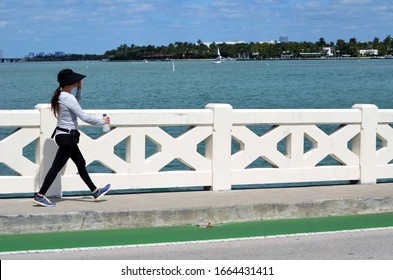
[103,114,110,133]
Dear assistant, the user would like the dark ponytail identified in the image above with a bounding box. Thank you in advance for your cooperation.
[51,69,72,117]
[50,86,61,117]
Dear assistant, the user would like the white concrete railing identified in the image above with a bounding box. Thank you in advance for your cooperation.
[1,103,392,197]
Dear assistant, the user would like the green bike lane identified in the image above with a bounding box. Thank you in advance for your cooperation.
[1,212,393,253]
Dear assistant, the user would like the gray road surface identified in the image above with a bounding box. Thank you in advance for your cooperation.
[2,227,393,260]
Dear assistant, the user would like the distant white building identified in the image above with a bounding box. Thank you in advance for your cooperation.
[25,52,35,59]
[258,40,277,44]
[322,47,334,56]
[201,40,246,47]
[279,35,288,43]
[360,49,379,56]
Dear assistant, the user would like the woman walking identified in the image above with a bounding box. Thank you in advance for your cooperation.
[34,69,111,207]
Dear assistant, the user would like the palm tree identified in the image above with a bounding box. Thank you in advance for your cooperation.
[384,35,392,52]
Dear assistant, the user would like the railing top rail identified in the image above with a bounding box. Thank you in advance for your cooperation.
[83,109,214,126]
[378,109,393,123]
[0,107,372,127]
[0,110,40,127]
[4,106,391,127]
[232,108,361,125]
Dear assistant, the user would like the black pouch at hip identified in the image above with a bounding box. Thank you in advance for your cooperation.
[71,130,81,144]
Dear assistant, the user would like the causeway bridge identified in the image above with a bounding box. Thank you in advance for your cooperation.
[0,57,23,63]
[2,103,393,234]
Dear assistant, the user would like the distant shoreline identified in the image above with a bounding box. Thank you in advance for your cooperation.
[3,56,393,64]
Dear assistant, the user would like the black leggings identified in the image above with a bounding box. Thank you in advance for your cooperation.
[38,134,97,195]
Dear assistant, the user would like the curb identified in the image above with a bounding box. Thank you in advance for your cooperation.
[1,196,393,234]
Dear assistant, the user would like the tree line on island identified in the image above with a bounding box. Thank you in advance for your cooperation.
[31,35,393,61]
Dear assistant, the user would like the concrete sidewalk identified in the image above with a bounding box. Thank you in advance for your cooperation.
[1,183,393,234]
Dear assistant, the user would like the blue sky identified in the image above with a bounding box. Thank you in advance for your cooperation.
[1,0,393,57]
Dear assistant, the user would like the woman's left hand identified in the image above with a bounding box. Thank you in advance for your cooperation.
[77,80,83,90]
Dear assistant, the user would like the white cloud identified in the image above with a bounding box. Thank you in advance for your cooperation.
[337,0,372,4]
[0,21,8,28]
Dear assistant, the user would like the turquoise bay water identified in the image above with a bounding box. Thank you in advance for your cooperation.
[1,60,393,191]
[1,59,393,110]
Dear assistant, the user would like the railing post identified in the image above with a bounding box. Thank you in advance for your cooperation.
[35,104,62,197]
[205,103,233,191]
[352,104,378,185]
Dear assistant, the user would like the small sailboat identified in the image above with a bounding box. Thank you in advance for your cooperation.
[213,47,222,64]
